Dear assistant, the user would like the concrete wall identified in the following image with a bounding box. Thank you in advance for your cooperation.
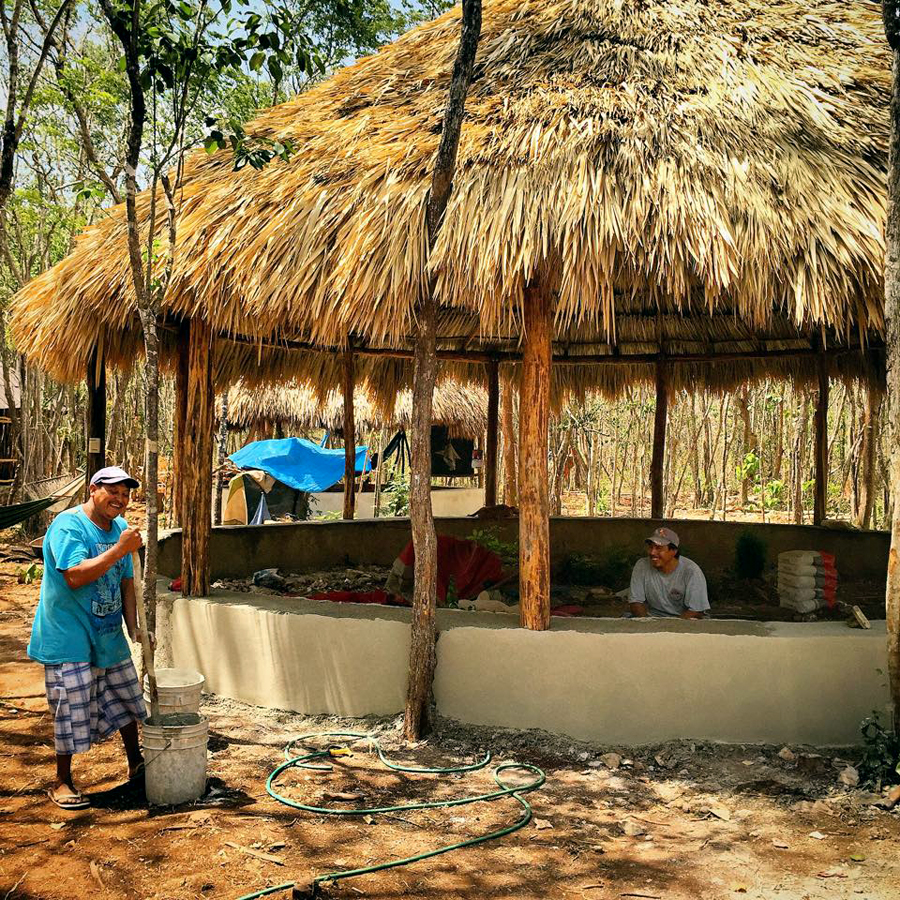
[158,517,890,584]
[163,587,891,745]
[310,487,483,519]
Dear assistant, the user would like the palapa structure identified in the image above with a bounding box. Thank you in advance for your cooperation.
[227,378,488,440]
[11,0,890,626]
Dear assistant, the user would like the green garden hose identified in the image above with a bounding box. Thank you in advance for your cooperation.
[235,731,546,900]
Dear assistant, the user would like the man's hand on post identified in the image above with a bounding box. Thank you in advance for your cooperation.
[117,527,143,556]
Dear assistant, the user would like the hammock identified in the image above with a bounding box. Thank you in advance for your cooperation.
[0,495,60,531]
[0,473,83,531]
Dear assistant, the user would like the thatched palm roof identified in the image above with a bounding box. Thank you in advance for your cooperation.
[227,377,488,437]
[11,0,889,391]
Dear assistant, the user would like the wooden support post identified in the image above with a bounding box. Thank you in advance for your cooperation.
[650,358,668,519]
[172,323,190,528]
[181,318,214,597]
[502,377,517,506]
[814,352,829,525]
[85,346,106,497]
[882,19,900,735]
[485,358,499,507]
[342,348,356,520]
[518,283,551,631]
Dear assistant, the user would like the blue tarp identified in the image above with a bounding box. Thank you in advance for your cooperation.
[230,438,370,493]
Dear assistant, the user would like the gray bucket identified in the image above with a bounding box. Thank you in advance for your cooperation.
[143,668,204,715]
[143,712,209,806]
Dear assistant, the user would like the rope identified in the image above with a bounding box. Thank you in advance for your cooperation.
[235,731,545,900]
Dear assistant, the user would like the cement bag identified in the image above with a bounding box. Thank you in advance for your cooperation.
[779,550,824,565]
[778,562,837,579]
[778,571,837,590]
[778,586,819,604]
[779,594,820,614]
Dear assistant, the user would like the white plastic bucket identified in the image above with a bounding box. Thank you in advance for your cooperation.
[143,712,209,806]
[143,668,204,715]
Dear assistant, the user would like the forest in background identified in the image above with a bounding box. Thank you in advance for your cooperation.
[0,0,889,532]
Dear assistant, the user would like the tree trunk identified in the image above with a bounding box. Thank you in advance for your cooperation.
[181,317,214,597]
[214,393,229,526]
[484,358,499,506]
[172,323,189,528]
[403,0,482,741]
[502,376,517,506]
[814,353,829,525]
[882,3,900,735]
[650,360,667,518]
[518,282,552,631]
[342,348,356,520]
[856,383,880,529]
[84,345,106,497]
[738,387,752,508]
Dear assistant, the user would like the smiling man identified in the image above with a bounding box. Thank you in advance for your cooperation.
[628,527,709,619]
[27,466,147,810]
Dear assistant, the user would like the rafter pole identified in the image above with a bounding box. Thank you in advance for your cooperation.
[814,348,829,525]
[484,358,500,507]
[342,347,356,520]
[84,345,106,499]
[650,358,668,519]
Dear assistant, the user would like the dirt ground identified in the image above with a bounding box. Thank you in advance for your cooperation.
[1,560,899,900]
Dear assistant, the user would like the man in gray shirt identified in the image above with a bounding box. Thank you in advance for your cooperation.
[629,527,709,619]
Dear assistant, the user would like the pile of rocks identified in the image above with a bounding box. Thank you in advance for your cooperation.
[777,550,838,614]
[214,565,391,596]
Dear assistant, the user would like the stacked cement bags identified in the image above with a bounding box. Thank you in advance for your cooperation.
[778,550,837,613]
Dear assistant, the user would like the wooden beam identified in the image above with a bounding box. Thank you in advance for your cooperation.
[518,283,552,631]
[814,351,829,525]
[199,325,871,367]
[172,322,190,528]
[502,376,517,506]
[85,345,106,498]
[181,317,215,597]
[342,348,356,520]
[650,359,668,518]
[484,358,500,506]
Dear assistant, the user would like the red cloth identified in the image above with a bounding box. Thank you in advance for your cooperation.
[398,534,503,604]
[310,590,409,606]
[550,605,584,617]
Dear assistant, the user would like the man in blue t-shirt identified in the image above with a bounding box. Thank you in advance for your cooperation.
[28,466,147,810]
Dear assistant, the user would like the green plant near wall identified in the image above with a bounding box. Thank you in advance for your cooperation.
[469,528,518,569]
[561,545,639,589]
[734,530,767,580]
[382,474,410,517]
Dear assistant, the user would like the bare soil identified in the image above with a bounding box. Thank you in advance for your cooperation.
[1,559,898,900]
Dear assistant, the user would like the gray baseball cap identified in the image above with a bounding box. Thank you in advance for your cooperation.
[89,465,140,489]
[646,526,679,548]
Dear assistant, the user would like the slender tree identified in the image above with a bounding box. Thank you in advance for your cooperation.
[882,0,900,734]
[404,0,482,740]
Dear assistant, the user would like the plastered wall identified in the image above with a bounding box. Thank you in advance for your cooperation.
[157,517,891,583]
[163,588,890,746]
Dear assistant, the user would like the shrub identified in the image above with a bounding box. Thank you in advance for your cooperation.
[469,527,518,568]
[859,712,900,788]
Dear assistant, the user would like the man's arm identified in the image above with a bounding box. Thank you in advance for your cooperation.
[62,527,142,590]
[629,561,650,617]
[681,563,710,620]
[122,577,138,639]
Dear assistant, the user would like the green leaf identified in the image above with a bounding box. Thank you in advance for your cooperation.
[249,51,265,72]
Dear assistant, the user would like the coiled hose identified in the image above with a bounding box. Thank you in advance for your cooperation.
[236,731,546,899]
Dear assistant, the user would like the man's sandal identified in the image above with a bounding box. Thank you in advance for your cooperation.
[128,762,145,781]
[47,787,90,810]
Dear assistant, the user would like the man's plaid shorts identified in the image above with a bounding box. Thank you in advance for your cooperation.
[44,658,147,754]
